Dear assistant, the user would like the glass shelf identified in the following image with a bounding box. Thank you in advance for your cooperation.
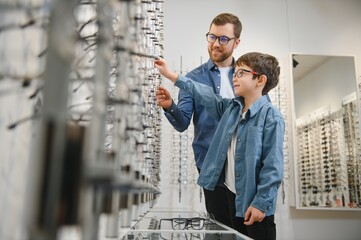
[122,210,252,240]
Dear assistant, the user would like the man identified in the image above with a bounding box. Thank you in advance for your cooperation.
[156,13,242,227]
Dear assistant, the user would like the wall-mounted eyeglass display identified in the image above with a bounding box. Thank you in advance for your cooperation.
[1,0,165,239]
[162,84,201,203]
[268,75,290,205]
[292,54,361,209]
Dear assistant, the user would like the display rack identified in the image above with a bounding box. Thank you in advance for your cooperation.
[268,75,290,204]
[0,0,165,239]
[295,95,361,209]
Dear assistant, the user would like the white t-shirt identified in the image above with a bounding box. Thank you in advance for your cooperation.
[225,111,247,194]
[218,67,234,98]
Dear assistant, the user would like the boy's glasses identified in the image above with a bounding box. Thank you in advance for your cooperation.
[233,68,260,78]
[206,32,236,45]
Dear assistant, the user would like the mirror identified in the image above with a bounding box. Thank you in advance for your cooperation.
[292,54,361,209]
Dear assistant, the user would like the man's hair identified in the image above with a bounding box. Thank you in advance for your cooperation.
[236,52,280,95]
[210,13,242,38]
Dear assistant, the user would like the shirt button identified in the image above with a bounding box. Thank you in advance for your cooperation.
[217,86,220,89]
[236,191,240,196]
[218,74,220,77]
[171,110,174,112]
[236,173,240,178]
[238,138,241,142]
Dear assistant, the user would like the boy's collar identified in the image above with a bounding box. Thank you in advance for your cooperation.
[234,94,271,118]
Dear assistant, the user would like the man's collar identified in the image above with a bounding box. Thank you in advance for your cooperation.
[207,58,235,70]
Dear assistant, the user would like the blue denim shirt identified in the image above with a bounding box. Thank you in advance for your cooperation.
[175,75,285,217]
[164,59,235,169]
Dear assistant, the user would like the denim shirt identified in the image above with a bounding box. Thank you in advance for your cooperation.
[164,59,235,169]
[175,75,285,217]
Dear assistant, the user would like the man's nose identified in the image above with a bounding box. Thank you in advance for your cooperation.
[212,38,221,47]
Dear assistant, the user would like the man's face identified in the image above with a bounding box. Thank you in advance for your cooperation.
[207,23,240,64]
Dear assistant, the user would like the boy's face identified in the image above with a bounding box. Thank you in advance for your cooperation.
[232,64,260,97]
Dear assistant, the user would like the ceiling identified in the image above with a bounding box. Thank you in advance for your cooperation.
[292,55,331,83]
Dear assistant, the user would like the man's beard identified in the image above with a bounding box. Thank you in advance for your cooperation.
[208,47,231,63]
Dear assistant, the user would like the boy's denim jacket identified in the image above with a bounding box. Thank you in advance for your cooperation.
[175,75,285,217]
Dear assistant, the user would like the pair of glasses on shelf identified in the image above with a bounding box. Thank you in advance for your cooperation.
[159,217,210,230]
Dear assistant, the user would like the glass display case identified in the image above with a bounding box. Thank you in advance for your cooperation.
[122,210,252,240]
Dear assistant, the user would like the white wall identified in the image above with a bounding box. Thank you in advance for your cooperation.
[157,0,361,240]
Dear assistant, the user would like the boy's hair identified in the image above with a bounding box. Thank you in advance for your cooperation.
[210,13,242,38]
[236,52,280,95]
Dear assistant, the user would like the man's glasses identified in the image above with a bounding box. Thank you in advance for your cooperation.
[233,68,260,78]
[206,32,236,45]
[159,217,206,230]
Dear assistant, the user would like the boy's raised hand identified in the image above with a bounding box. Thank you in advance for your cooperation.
[154,58,179,82]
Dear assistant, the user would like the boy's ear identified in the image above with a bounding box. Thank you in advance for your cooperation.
[257,75,267,87]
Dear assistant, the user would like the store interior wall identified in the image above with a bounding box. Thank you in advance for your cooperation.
[155,0,361,240]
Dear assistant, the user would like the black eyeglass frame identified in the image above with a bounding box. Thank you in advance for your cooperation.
[159,217,207,230]
[206,32,237,45]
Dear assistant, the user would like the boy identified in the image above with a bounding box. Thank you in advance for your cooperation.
[155,52,284,240]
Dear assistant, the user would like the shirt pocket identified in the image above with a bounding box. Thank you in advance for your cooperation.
[245,126,263,157]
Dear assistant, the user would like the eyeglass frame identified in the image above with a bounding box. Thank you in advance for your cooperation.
[206,32,237,45]
[233,68,260,79]
[159,217,207,230]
